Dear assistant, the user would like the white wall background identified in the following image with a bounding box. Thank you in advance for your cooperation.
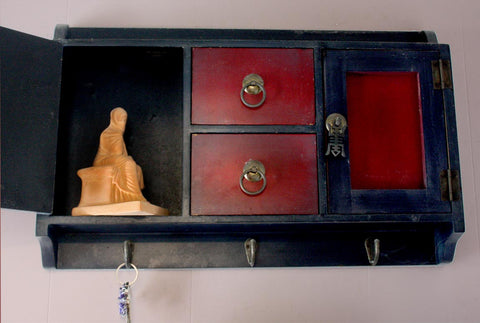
[2,0,480,322]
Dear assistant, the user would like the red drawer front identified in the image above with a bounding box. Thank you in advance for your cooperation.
[192,48,315,125]
[191,134,318,215]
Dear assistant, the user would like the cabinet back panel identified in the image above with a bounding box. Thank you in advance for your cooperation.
[53,47,184,215]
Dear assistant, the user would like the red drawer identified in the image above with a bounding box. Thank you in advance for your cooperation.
[191,134,318,215]
[192,48,315,125]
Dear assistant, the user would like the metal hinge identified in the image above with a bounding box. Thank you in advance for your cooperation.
[432,59,453,89]
[440,169,460,201]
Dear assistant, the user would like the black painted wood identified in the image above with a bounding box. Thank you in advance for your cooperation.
[0,27,63,213]
[37,214,445,268]
[59,27,435,43]
[0,25,464,268]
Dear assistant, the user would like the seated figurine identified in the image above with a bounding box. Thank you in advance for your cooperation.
[72,107,168,216]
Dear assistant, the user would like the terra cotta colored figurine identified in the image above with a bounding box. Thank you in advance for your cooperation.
[72,107,168,216]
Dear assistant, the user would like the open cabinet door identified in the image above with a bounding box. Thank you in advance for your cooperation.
[1,27,62,214]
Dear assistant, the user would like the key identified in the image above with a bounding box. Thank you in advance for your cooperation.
[119,282,131,323]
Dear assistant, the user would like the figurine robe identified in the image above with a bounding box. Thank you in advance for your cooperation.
[93,108,146,203]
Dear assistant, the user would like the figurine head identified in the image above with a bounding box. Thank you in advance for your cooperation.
[110,107,128,132]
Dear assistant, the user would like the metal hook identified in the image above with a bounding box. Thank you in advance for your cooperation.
[244,238,257,267]
[124,240,134,269]
[364,238,380,266]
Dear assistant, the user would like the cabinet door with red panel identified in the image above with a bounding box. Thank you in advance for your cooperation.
[324,50,451,214]
[191,48,315,125]
[191,134,318,215]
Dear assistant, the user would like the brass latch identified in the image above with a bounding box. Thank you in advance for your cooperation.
[325,113,347,158]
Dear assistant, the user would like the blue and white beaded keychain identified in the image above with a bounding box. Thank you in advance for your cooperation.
[116,263,138,323]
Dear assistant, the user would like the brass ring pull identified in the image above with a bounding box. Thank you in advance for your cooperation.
[240,74,266,108]
[239,160,267,196]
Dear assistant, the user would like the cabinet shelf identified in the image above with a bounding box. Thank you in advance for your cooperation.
[37,214,457,268]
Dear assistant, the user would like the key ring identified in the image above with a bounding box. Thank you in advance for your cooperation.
[116,263,139,285]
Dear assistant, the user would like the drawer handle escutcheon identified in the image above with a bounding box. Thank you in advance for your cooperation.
[240,74,267,108]
[240,159,267,195]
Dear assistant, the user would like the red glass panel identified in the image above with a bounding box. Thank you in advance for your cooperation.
[347,72,426,190]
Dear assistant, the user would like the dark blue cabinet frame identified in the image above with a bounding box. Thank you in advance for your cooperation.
[0,25,464,268]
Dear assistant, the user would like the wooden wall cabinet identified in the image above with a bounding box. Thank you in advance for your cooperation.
[0,25,464,268]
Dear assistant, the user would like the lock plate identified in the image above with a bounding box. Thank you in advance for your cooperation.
[325,113,348,158]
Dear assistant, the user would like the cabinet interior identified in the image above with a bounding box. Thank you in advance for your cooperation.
[53,46,184,215]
